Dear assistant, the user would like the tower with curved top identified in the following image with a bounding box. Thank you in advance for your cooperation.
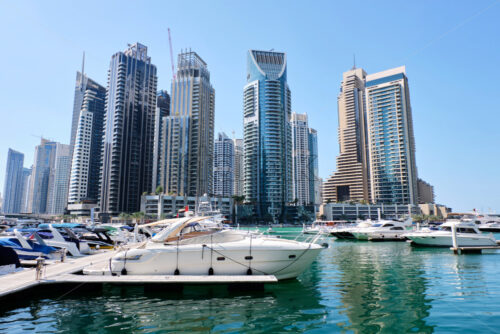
[243,50,292,219]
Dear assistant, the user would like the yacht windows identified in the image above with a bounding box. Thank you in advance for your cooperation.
[390,227,404,230]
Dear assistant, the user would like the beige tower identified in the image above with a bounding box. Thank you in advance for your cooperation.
[323,68,371,203]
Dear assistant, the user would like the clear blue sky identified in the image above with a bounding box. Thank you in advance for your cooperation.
[1,0,499,212]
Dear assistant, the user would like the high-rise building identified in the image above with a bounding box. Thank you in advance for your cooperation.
[417,179,434,204]
[161,50,215,197]
[20,167,31,213]
[2,149,24,213]
[291,113,310,205]
[213,132,234,197]
[365,66,418,204]
[323,68,371,204]
[152,90,170,193]
[28,139,57,214]
[232,138,244,197]
[308,128,320,205]
[100,43,158,214]
[68,73,106,204]
[47,143,71,215]
[243,50,292,218]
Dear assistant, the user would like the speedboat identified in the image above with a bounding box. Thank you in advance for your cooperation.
[0,229,60,260]
[404,220,497,247]
[98,217,323,280]
[0,245,22,275]
[34,225,91,256]
[351,219,412,241]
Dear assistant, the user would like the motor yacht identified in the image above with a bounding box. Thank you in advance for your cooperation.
[350,218,412,241]
[404,220,498,247]
[330,220,374,239]
[303,221,348,235]
[97,217,323,280]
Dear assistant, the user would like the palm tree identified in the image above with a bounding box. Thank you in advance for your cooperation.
[155,186,163,195]
[231,195,245,225]
[118,212,131,223]
[131,211,146,225]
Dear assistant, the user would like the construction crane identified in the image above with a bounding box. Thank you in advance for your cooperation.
[168,28,176,81]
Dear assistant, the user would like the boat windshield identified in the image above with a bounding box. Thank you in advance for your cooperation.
[372,224,382,227]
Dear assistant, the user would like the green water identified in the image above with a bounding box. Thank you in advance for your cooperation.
[2,228,500,333]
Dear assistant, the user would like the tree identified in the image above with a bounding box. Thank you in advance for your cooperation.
[231,195,245,225]
[131,211,146,225]
[155,186,164,195]
[119,212,131,223]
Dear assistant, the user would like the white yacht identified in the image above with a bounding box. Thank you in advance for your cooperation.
[473,215,500,233]
[303,221,342,235]
[404,220,498,247]
[350,219,412,241]
[330,220,374,239]
[96,217,323,280]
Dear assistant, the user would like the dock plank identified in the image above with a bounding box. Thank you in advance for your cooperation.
[0,250,120,298]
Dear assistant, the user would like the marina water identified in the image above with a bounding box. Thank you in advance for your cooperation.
[1,228,500,333]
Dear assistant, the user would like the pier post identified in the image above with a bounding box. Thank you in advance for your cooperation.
[35,257,45,280]
[452,224,458,252]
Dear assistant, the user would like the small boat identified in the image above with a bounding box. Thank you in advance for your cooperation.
[96,217,323,280]
[404,220,497,247]
[0,244,22,275]
[0,229,59,260]
[34,225,91,256]
[351,219,411,241]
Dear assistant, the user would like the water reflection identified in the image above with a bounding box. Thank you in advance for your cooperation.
[0,276,326,333]
[331,242,435,333]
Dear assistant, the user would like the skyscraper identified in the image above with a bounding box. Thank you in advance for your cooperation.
[68,72,106,204]
[365,66,418,204]
[308,128,320,205]
[232,138,244,197]
[161,50,215,197]
[243,50,292,218]
[100,43,158,214]
[28,139,57,214]
[152,90,170,192]
[47,143,71,215]
[323,68,371,203]
[213,132,234,197]
[2,149,24,213]
[20,167,31,213]
[291,113,310,205]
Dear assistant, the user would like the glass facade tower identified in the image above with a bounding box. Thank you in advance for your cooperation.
[2,149,24,213]
[213,132,234,197]
[243,50,292,218]
[161,51,215,197]
[28,139,57,214]
[365,66,418,204]
[100,43,158,214]
[68,73,106,204]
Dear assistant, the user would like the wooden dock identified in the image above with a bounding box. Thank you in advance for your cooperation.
[451,245,500,254]
[0,250,120,298]
[0,248,277,300]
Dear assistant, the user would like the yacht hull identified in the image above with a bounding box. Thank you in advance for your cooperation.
[406,234,497,247]
[110,240,322,280]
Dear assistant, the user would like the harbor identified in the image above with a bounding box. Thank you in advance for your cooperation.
[2,226,500,332]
